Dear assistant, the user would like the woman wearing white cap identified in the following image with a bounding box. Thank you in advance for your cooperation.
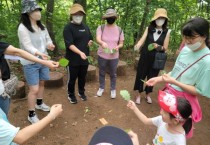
[18,0,56,124]
[96,8,124,98]
[63,3,93,104]
[134,8,171,105]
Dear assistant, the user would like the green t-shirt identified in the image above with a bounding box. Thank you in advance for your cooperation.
[170,46,210,98]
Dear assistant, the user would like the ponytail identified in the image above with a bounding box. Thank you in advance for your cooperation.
[182,118,192,135]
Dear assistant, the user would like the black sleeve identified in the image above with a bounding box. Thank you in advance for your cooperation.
[63,24,74,49]
[0,41,9,56]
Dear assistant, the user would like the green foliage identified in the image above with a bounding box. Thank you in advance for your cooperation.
[1,0,209,58]
[59,58,69,67]
[120,90,131,101]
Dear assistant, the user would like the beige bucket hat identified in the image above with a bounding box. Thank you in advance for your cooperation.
[70,3,86,15]
[151,8,169,21]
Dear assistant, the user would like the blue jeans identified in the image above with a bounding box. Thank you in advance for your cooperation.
[23,63,49,86]
[98,56,119,90]
[0,95,10,115]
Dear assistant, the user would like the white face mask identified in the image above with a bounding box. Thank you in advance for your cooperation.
[185,41,202,51]
[155,19,165,26]
[72,15,83,24]
[29,10,41,21]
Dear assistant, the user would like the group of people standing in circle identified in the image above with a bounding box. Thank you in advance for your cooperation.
[0,0,210,144]
[64,3,210,145]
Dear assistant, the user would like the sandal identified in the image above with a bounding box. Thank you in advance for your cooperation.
[145,96,152,104]
[135,96,141,105]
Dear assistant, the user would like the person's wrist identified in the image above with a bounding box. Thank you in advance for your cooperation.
[48,113,56,120]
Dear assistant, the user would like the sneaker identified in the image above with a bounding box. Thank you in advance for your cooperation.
[145,96,152,104]
[68,96,78,104]
[78,93,87,101]
[135,96,141,105]
[111,90,116,99]
[35,103,50,112]
[28,114,39,124]
[97,88,104,97]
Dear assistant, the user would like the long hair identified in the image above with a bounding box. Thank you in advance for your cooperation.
[20,13,45,32]
[169,97,192,135]
[182,17,210,48]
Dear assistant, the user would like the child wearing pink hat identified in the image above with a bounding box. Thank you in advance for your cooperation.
[127,90,192,145]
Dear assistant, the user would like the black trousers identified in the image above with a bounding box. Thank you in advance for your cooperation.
[134,53,160,94]
[67,65,88,96]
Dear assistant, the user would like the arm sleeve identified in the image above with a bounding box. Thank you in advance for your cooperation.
[196,67,210,98]
[44,28,53,46]
[0,119,20,145]
[96,26,102,39]
[63,25,74,48]
[17,24,38,55]
[151,116,163,127]
[120,30,124,41]
[0,42,9,56]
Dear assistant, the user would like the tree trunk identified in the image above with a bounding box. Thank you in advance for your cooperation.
[74,0,87,23]
[46,0,58,55]
[135,0,151,43]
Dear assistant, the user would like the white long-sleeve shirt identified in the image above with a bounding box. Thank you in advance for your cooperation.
[18,23,52,65]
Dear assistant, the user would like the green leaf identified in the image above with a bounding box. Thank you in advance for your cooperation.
[140,79,146,83]
[59,58,69,67]
[48,56,51,60]
[87,56,93,64]
[111,49,117,54]
[92,41,99,47]
[124,128,131,133]
[103,48,111,54]
[120,90,131,101]
[148,44,155,51]
[160,70,167,75]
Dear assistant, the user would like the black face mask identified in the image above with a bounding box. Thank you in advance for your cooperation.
[106,17,116,24]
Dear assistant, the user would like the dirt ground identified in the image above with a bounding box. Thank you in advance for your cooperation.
[8,61,210,145]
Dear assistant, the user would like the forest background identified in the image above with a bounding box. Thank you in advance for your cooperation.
[0,0,210,63]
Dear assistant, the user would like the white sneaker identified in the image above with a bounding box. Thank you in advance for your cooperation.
[97,88,104,97]
[135,96,141,105]
[111,90,116,99]
[35,103,50,112]
[28,114,39,124]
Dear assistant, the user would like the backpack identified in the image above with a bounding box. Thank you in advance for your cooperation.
[101,24,122,44]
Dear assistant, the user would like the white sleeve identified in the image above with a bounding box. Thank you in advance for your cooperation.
[44,28,53,46]
[18,24,38,55]
[151,116,163,127]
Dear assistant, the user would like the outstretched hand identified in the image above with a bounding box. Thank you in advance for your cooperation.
[49,104,63,119]
[127,100,137,110]
[44,60,59,69]
[145,77,159,86]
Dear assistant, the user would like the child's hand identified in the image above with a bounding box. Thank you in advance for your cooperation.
[127,100,137,110]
